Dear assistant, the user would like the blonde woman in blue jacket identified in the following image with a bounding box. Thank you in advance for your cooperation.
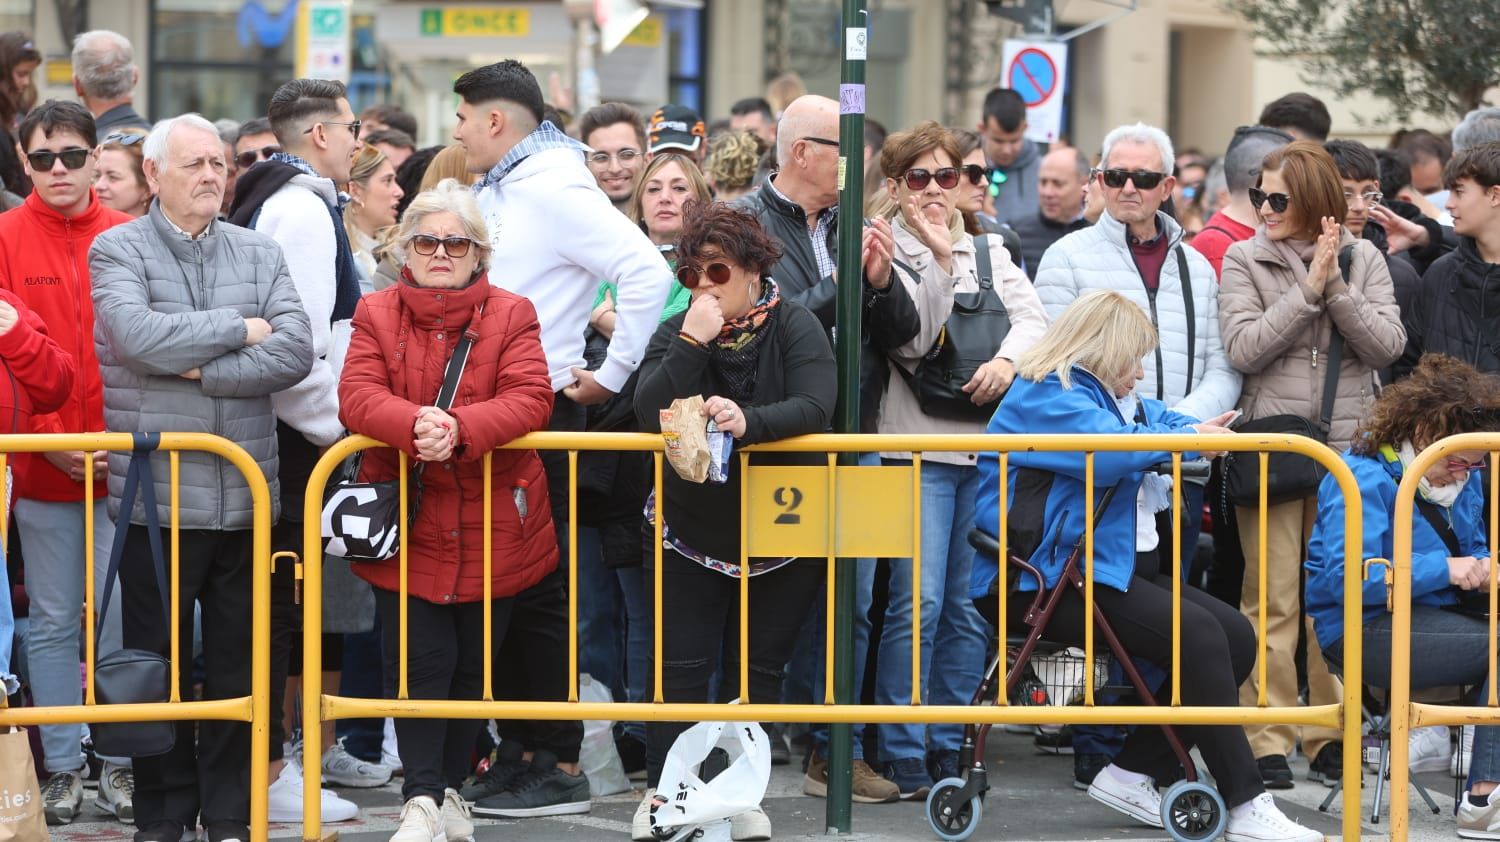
[973,290,1321,842]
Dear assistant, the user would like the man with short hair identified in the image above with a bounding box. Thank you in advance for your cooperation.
[90,112,313,842]
[364,127,415,170]
[646,103,707,165]
[1257,92,1331,141]
[225,77,376,821]
[1009,146,1091,273]
[0,99,135,826]
[1455,107,1500,153]
[1033,123,1241,790]
[977,87,1042,225]
[578,102,647,213]
[1325,139,1442,314]
[359,102,418,139]
[1191,125,1292,277]
[232,117,279,172]
[452,58,671,819]
[71,30,149,134]
[729,96,777,145]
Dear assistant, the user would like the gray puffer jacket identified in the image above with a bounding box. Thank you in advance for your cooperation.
[91,203,313,529]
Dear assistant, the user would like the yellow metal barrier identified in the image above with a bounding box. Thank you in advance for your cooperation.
[1389,433,1500,840]
[300,430,1364,841]
[0,433,272,838]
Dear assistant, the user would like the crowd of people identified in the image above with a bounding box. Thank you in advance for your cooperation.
[0,21,1499,842]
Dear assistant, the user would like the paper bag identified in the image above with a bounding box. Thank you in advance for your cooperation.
[0,701,45,841]
[661,396,711,483]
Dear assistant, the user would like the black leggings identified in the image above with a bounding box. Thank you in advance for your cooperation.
[986,574,1264,808]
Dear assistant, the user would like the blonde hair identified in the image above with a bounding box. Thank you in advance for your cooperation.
[703,130,763,192]
[391,179,492,273]
[345,143,391,244]
[627,153,711,233]
[1015,290,1157,389]
[419,144,473,193]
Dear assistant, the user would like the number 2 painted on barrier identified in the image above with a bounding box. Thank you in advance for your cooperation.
[773,487,803,524]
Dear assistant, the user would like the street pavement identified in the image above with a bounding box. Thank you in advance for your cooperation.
[53,727,1469,840]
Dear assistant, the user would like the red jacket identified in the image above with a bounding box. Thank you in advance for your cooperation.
[339,273,558,604]
[0,288,75,432]
[0,191,131,500]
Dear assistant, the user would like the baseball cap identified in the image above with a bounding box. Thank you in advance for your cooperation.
[648,104,707,155]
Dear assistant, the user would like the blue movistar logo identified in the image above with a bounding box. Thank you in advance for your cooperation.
[237,0,300,50]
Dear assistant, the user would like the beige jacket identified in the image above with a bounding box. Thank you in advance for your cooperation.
[879,221,1048,465]
[1218,229,1405,451]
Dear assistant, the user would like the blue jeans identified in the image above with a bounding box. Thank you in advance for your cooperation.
[577,527,626,702]
[615,565,651,742]
[1328,604,1500,787]
[876,460,987,761]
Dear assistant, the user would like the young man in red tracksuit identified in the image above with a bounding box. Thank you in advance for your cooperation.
[0,99,133,826]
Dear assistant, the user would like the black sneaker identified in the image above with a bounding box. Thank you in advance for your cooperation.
[459,740,528,803]
[616,732,647,781]
[927,748,961,783]
[764,722,791,766]
[1072,753,1111,790]
[1257,754,1295,789]
[472,749,591,818]
[133,820,186,842]
[1035,725,1075,755]
[1307,742,1342,786]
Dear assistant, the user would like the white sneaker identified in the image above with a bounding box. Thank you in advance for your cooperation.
[1456,725,1476,779]
[730,806,771,841]
[442,789,474,842]
[1086,764,1163,828]
[323,737,394,787]
[632,789,658,842]
[1458,789,1500,839]
[391,796,447,842]
[96,761,135,823]
[383,718,403,773]
[268,758,358,823]
[41,770,83,825]
[1225,792,1323,842]
[1409,725,1452,773]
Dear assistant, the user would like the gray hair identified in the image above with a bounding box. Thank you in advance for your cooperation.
[143,113,222,168]
[1201,158,1226,215]
[1065,146,1091,182]
[1099,123,1174,175]
[392,179,492,273]
[1454,107,1500,152]
[71,30,136,101]
[1222,125,1292,195]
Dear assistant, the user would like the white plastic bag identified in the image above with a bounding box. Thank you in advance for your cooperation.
[650,719,771,842]
[578,674,631,796]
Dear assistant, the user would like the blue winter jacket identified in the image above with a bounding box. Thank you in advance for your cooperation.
[1305,448,1489,651]
[970,367,1201,599]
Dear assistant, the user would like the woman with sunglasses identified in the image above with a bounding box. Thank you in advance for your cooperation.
[630,200,835,841]
[1304,353,1500,838]
[94,129,150,217]
[870,122,1048,797]
[1219,139,1405,789]
[338,180,559,842]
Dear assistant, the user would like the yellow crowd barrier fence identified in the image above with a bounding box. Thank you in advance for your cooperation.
[300,430,1365,841]
[0,432,272,838]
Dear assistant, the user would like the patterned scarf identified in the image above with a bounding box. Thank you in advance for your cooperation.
[710,278,781,403]
[473,121,589,192]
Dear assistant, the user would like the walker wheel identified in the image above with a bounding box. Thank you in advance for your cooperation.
[926,777,982,842]
[1160,779,1227,842]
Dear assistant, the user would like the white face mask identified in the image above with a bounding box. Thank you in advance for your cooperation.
[1398,441,1467,508]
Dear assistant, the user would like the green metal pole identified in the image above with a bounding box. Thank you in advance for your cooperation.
[827,0,867,834]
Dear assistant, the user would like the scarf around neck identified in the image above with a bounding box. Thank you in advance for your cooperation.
[710,277,781,403]
[1270,236,1318,286]
[1386,441,1468,508]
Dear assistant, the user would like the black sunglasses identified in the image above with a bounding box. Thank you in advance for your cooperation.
[800,136,840,148]
[898,167,960,191]
[675,261,733,290]
[27,148,90,171]
[304,120,362,141]
[960,164,986,186]
[1098,168,1168,190]
[235,146,281,169]
[101,132,145,147]
[1248,187,1292,214]
[409,234,478,258]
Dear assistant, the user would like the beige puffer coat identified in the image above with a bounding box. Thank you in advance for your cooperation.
[1218,228,1405,451]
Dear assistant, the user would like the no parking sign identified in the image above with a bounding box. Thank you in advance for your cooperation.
[1001,40,1068,143]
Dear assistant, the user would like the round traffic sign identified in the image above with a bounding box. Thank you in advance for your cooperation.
[1008,48,1058,106]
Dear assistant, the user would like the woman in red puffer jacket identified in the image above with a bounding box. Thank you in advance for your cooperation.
[337,180,557,836]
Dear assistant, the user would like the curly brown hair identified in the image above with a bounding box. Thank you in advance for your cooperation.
[675,199,782,277]
[1351,354,1500,455]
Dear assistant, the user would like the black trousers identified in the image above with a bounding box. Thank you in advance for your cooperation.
[120,526,253,831]
[375,588,515,801]
[494,392,587,761]
[990,574,1264,808]
[643,549,824,788]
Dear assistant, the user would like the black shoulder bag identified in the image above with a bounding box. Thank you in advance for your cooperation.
[92,434,175,758]
[321,307,481,561]
[892,233,1013,423]
[1223,247,1353,507]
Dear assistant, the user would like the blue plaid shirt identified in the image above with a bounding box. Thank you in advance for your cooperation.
[268,151,348,209]
[473,121,589,192]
